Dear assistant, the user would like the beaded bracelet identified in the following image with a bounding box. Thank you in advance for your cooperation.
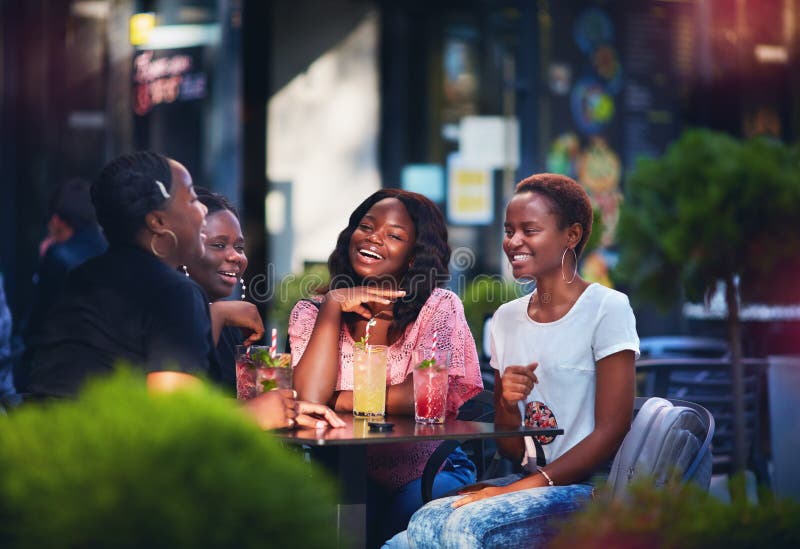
[537,466,555,486]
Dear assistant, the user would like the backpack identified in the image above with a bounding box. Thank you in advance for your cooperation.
[606,397,714,499]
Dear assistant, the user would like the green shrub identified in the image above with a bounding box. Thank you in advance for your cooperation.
[550,477,800,549]
[460,277,530,350]
[0,370,337,549]
[269,264,329,346]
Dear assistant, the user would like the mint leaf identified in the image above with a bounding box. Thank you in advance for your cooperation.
[415,358,437,370]
[261,379,278,392]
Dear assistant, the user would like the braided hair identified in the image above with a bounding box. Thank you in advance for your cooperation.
[90,151,172,246]
[328,189,450,336]
[195,186,239,220]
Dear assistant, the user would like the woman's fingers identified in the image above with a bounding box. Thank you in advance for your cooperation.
[297,401,347,428]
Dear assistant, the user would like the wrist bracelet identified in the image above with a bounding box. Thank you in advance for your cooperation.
[537,466,554,486]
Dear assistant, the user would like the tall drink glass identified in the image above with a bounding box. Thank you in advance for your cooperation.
[412,348,449,424]
[235,345,257,400]
[249,345,293,393]
[352,344,387,417]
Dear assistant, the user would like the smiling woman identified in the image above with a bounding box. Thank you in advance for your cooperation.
[183,187,249,394]
[288,189,483,543]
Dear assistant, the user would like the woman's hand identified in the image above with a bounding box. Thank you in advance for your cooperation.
[242,391,347,431]
[243,389,297,430]
[500,362,538,405]
[296,400,347,429]
[326,287,406,319]
[209,301,264,346]
[451,485,510,509]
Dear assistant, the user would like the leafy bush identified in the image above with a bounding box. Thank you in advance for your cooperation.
[460,277,530,351]
[550,477,800,549]
[0,370,337,549]
[269,264,329,346]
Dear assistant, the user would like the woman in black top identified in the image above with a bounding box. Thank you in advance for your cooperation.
[184,187,248,395]
[26,152,343,430]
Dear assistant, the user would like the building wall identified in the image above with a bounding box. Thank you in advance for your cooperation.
[267,2,380,275]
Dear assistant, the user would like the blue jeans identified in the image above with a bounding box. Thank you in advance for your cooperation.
[386,473,593,549]
[371,446,476,544]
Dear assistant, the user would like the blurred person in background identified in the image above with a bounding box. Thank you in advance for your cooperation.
[0,272,13,400]
[22,178,107,346]
[16,178,107,391]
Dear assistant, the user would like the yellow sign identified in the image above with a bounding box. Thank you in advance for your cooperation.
[447,157,493,225]
[130,13,156,46]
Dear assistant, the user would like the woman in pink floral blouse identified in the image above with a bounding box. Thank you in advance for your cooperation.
[289,189,483,542]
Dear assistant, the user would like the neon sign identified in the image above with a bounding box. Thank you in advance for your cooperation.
[132,50,207,115]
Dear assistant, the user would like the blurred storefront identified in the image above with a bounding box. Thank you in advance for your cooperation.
[1,0,799,333]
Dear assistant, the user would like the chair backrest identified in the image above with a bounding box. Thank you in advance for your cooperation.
[607,396,714,499]
[635,357,768,480]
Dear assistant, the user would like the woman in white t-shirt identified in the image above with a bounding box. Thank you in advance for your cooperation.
[401,173,640,548]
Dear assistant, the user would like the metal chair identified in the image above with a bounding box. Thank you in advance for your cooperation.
[638,336,729,359]
[635,357,769,484]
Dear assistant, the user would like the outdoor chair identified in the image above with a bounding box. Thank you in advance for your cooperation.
[635,357,769,483]
[422,396,715,503]
[606,396,714,498]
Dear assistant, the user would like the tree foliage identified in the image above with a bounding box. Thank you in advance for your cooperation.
[615,129,800,309]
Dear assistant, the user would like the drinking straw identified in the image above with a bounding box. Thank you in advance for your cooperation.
[430,331,437,361]
[365,318,377,348]
[270,328,277,358]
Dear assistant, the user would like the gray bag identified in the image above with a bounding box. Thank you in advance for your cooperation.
[606,397,714,499]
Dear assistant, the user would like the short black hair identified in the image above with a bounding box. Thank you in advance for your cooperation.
[91,151,172,246]
[515,173,593,257]
[48,178,97,229]
[195,186,239,220]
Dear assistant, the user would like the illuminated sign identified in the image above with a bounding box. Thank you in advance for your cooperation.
[132,49,207,115]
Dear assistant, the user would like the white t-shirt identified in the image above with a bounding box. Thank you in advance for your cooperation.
[489,283,640,470]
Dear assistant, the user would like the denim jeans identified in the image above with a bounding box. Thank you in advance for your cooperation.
[391,473,593,549]
[371,445,477,545]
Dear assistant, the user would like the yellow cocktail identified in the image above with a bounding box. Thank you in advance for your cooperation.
[353,344,387,417]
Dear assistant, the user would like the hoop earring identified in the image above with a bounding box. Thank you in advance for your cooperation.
[561,247,577,284]
[150,229,178,258]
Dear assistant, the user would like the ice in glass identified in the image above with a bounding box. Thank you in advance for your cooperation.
[352,344,387,417]
[412,348,449,424]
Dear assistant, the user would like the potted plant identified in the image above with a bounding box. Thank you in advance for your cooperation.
[615,129,800,473]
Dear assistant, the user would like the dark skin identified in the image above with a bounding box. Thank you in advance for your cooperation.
[294,198,416,412]
[136,161,343,432]
[453,191,635,508]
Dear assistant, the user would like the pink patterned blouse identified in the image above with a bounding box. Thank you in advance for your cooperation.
[289,288,483,490]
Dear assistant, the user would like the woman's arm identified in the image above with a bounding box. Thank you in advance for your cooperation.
[328,378,414,414]
[293,288,405,404]
[208,301,264,346]
[454,350,635,508]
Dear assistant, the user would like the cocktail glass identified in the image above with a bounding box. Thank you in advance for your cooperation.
[412,348,449,424]
[352,344,387,417]
[235,345,258,400]
[249,345,293,393]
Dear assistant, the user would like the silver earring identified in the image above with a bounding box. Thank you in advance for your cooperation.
[181,265,189,277]
[561,248,577,284]
[241,278,246,300]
